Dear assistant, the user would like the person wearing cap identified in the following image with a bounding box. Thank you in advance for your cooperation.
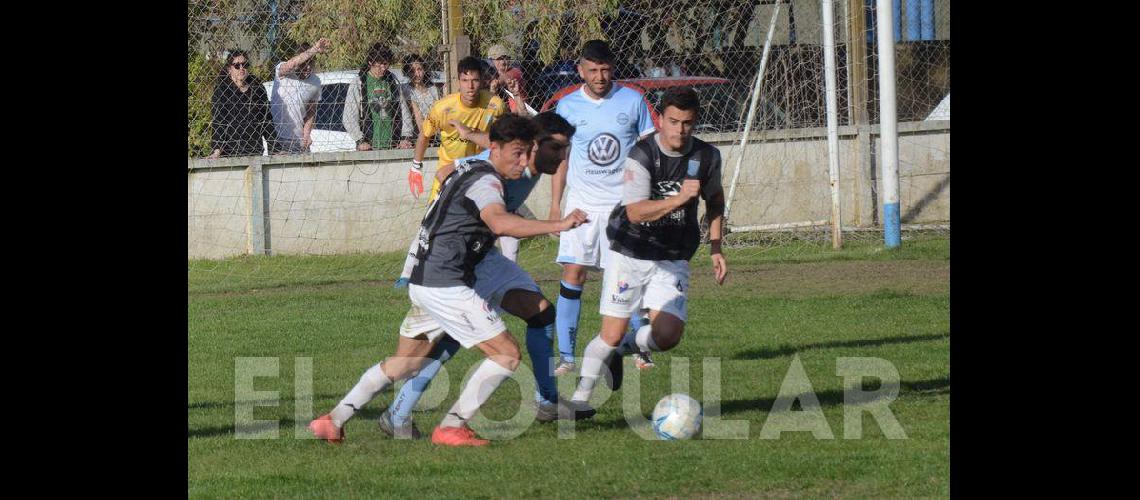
[486,44,528,115]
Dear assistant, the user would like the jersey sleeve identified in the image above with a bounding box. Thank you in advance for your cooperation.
[422,99,442,138]
[465,174,507,211]
[621,157,653,206]
[636,94,655,136]
[701,147,724,199]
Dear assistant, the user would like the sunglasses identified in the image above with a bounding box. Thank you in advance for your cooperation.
[231,62,250,69]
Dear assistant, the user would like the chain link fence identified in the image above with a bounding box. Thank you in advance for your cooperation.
[188,0,949,281]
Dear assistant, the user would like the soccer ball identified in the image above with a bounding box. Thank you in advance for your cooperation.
[651,393,703,440]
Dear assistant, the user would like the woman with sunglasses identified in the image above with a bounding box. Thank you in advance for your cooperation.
[209,49,277,158]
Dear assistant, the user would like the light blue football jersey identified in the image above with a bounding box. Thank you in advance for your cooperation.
[453,150,541,213]
[555,83,655,211]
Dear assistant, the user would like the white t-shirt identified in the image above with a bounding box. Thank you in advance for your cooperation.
[270,62,322,147]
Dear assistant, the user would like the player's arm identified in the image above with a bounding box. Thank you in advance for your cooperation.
[705,189,728,285]
[435,163,457,184]
[410,105,442,197]
[449,120,490,149]
[704,150,727,284]
[636,91,657,141]
[481,203,588,238]
[622,159,698,223]
[549,155,567,220]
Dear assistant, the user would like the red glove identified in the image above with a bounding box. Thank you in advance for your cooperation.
[408,161,424,198]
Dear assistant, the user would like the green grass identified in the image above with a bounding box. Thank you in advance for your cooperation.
[189,236,950,498]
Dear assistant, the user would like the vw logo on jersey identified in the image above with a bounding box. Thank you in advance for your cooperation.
[588,133,621,166]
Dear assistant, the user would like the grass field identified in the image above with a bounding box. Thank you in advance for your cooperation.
[188,235,950,498]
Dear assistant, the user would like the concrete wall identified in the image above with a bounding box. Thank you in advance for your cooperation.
[188,121,949,260]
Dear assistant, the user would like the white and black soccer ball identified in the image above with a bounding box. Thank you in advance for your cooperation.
[651,393,703,440]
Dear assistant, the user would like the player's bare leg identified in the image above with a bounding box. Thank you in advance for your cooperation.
[500,289,595,421]
[432,331,520,446]
[572,311,685,408]
[310,335,439,443]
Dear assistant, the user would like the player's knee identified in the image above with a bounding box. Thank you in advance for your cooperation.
[525,306,556,328]
[498,346,522,370]
[561,266,587,286]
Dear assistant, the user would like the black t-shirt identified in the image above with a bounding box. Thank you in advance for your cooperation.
[410,161,505,287]
[606,134,722,261]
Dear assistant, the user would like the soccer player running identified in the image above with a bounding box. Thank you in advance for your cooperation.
[380,113,595,440]
[549,40,658,377]
[569,86,729,413]
[309,115,589,447]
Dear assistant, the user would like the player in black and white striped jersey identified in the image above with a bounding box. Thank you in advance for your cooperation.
[570,86,730,411]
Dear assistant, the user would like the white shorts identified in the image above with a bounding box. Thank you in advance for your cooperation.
[407,284,507,349]
[599,250,690,322]
[556,206,615,270]
[401,249,540,343]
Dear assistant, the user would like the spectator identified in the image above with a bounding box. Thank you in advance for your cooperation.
[486,44,529,115]
[209,49,276,158]
[343,43,414,151]
[270,38,329,153]
[400,54,440,140]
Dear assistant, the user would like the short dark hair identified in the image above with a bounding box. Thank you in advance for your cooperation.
[219,49,250,78]
[659,86,701,116]
[580,39,615,65]
[489,114,538,145]
[533,111,576,141]
[366,43,393,65]
[457,56,483,77]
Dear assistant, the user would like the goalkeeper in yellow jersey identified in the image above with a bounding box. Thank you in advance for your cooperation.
[407,56,526,199]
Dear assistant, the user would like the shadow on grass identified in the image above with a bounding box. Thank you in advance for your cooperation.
[731,332,950,360]
[188,406,384,439]
[717,377,950,417]
[188,394,350,411]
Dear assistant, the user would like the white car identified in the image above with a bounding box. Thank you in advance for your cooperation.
[263,68,446,153]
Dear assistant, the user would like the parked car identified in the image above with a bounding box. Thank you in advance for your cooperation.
[262,68,446,153]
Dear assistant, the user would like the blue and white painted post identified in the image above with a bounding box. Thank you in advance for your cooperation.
[875,0,901,248]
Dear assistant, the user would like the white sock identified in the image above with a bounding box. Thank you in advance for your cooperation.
[618,324,660,355]
[571,336,617,402]
[439,359,515,428]
[634,325,661,352]
[330,363,392,427]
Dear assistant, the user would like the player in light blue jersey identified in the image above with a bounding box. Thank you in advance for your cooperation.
[381,112,591,438]
[548,40,658,377]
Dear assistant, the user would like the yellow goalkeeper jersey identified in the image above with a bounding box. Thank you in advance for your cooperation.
[423,90,506,200]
